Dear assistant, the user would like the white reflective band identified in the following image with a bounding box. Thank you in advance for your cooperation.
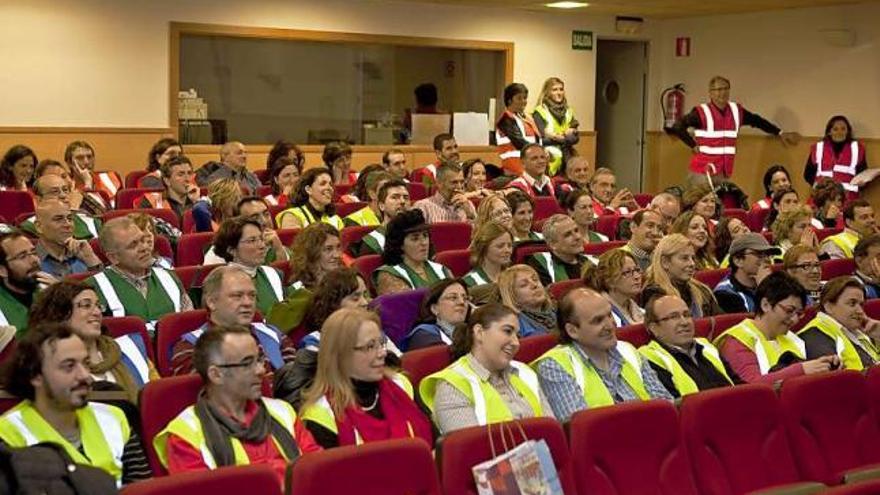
[467,271,488,286]
[729,102,741,131]
[499,150,521,160]
[260,266,284,301]
[452,363,488,425]
[0,308,9,326]
[98,173,118,195]
[391,265,416,288]
[115,334,151,384]
[91,403,125,468]
[740,326,771,375]
[495,135,511,146]
[700,104,715,132]
[93,273,126,317]
[843,183,858,192]
[537,252,556,284]
[79,215,99,238]
[616,342,642,372]
[6,411,38,445]
[153,268,181,312]
[698,146,736,155]
[509,361,540,399]
[253,323,281,344]
[694,130,739,138]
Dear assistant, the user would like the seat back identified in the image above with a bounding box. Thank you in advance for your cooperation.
[176,232,216,267]
[370,288,428,348]
[138,374,204,476]
[816,227,843,242]
[680,384,804,495]
[407,182,428,201]
[865,299,880,320]
[173,264,222,291]
[275,228,301,248]
[124,170,149,189]
[401,345,453,390]
[633,193,654,208]
[583,240,626,256]
[430,222,472,254]
[341,225,377,253]
[532,196,564,223]
[513,242,549,265]
[335,201,368,218]
[103,208,181,230]
[710,313,750,340]
[694,268,729,289]
[514,333,558,364]
[352,254,383,295]
[155,309,208,376]
[722,208,749,226]
[115,188,162,209]
[570,400,699,495]
[434,249,471,278]
[595,215,620,240]
[0,191,35,222]
[747,207,771,232]
[822,258,856,281]
[780,371,880,485]
[548,279,584,301]
[821,480,880,495]
[617,323,650,347]
[103,316,155,362]
[437,418,576,495]
[290,438,440,495]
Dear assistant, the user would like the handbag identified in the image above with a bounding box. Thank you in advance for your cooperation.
[471,421,563,495]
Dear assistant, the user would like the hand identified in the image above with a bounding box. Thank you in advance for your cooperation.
[610,189,634,210]
[863,317,880,342]
[802,355,837,375]
[67,189,84,210]
[706,162,717,175]
[799,227,818,248]
[34,271,59,287]
[185,183,201,202]
[67,238,100,266]
[264,229,283,249]
[780,131,801,146]
[755,261,773,285]
[450,192,471,209]
[72,161,93,188]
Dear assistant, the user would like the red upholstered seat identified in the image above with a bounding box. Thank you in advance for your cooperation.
[822,258,857,281]
[103,208,181,229]
[816,227,843,242]
[0,190,34,222]
[352,254,383,295]
[747,206,771,232]
[437,418,577,495]
[103,316,155,363]
[570,400,699,495]
[595,215,620,240]
[407,182,428,201]
[275,228,300,248]
[865,299,880,320]
[695,267,729,289]
[722,208,749,227]
[252,168,270,184]
[401,344,453,391]
[513,242,549,265]
[173,264,222,291]
[429,222,471,253]
[335,201,367,218]
[514,333,558,364]
[617,323,650,347]
[340,225,377,253]
[115,188,162,209]
[138,374,204,476]
[709,312,750,340]
[548,279,584,300]
[821,480,880,494]
[289,438,440,495]
[634,193,653,207]
[155,309,208,377]
[780,371,880,486]
[124,170,149,189]
[583,240,626,256]
[680,384,824,495]
[532,196,564,223]
[181,209,197,233]
[434,249,471,277]
[176,232,215,267]
[333,183,353,200]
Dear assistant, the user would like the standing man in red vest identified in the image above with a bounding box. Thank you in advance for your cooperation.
[670,76,800,184]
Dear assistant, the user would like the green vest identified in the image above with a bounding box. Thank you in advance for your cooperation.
[714,319,806,375]
[154,397,298,469]
[531,342,649,408]
[359,229,386,255]
[275,205,344,230]
[0,284,30,337]
[530,252,593,284]
[798,312,879,371]
[638,338,733,396]
[462,267,491,288]
[87,267,183,325]
[420,356,543,426]
[0,401,130,484]
[822,230,860,258]
[21,213,101,240]
[533,104,575,176]
[254,266,285,316]
[343,206,381,227]
[373,261,449,290]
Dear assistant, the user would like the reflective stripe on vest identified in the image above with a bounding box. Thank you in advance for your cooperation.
[277,206,344,230]
[114,334,152,387]
[79,214,100,238]
[534,105,574,175]
[448,360,540,425]
[799,312,879,370]
[824,231,859,258]
[93,268,181,318]
[815,140,860,193]
[463,269,489,287]
[391,261,447,289]
[259,266,284,302]
[638,338,732,395]
[715,320,806,375]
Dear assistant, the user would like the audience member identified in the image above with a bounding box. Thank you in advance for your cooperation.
[532,77,579,176]
[526,214,592,285]
[21,173,102,240]
[583,249,644,326]
[129,213,174,269]
[714,233,777,313]
[562,189,608,243]
[0,144,35,191]
[413,163,475,223]
[264,156,300,207]
[763,188,802,232]
[622,209,664,270]
[820,199,877,259]
[192,178,243,232]
[374,209,451,295]
[498,264,556,337]
[139,137,182,188]
[649,192,681,229]
[750,164,792,213]
[472,193,514,238]
[463,221,513,288]
[349,178,410,256]
[771,206,818,261]
[507,144,554,198]
[34,158,108,216]
[496,83,541,176]
[381,148,408,181]
[344,171,393,227]
[137,155,200,220]
[197,141,260,192]
[405,279,470,351]
[63,140,122,199]
[714,215,750,267]
[34,200,103,278]
[681,183,718,231]
[234,195,290,263]
[671,210,719,269]
[287,223,343,292]
[782,245,823,304]
[589,167,637,216]
[0,231,57,336]
[411,133,460,186]
[342,163,383,204]
[322,141,357,186]
[276,168,344,230]
[506,190,543,242]
[811,178,845,228]
[804,115,868,200]
[462,158,491,199]
[643,234,721,318]
[554,156,591,198]
[854,235,880,298]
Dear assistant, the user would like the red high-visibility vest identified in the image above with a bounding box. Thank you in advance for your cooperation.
[690,102,743,177]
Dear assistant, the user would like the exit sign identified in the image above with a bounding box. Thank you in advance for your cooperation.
[572,30,593,50]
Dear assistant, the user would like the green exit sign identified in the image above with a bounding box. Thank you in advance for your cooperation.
[572,30,593,50]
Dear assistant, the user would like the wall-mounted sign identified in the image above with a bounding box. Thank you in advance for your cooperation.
[572,30,593,50]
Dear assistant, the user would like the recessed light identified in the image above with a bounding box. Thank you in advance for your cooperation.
[546,1,589,8]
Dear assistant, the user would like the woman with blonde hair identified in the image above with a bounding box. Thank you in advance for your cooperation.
[671,210,719,269]
[192,177,241,232]
[463,221,514,288]
[771,205,818,261]
[532,77,579,176]
[642,234,721,318]
[472,193,514,236]
[497,264,556,336]
[299,308,433,448]
[583,249,644,326]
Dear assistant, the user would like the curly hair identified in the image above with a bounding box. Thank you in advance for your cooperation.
[714,216,742,262]
[266,140,304,171]
[289,222,340,288]
[207,178,243,222]
[146,138,181,172]
[302,267,365,330]
[765,188,799,229]
[671,210,717,269]
[771,205,813,245]
[289,167,336,216]
[382,209,429,266]
[811,178,845,211]
[583,248,639,293]
[1,323,77,400]
[762,165,791,197]
[28,280,96,330]
[213,217,263,263]
[681,183,716,215]
[267,156,299,197]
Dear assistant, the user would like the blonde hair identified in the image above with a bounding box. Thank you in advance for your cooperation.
[127,212,156,235]
[207,178,243,222]
[682,183,715,212]
[301,308,392,418]
[469,221,514,268]
[473,193,510,238]
[671,211,718,269]
[497,264,550,313]
[771,205,813,244]
[644,234,710,309]
[536,77,567,109]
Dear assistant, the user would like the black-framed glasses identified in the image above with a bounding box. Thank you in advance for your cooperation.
[215,355,263,371]
[655,311,693,324]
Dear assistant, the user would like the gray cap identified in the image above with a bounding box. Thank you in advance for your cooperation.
[728,232,781,257]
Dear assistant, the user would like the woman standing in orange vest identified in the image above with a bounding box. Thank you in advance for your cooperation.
[495,83,541,176]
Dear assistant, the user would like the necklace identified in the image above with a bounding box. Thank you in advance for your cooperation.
[362,392,379,411]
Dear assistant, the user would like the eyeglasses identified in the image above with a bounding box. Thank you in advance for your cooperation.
[215,355,264,371]
[620,268,642,278]
[710,86,730,92]
[654,311,692,324]
[792,262,821,272]
[7,249,38,263]
[239,236,266,246]
[776,303,804,320]
[353,335,388,355]
[75,300,106,312]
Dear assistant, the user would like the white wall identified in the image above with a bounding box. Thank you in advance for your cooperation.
[0,0,639,130]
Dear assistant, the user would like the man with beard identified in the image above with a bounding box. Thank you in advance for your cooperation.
[0,323,150,485]
[86,217,191,333]
[170,266,294,376]
[155,326,320,484]
[0,232,58,336]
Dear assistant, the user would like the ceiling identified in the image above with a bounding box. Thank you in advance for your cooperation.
[389,0,875,19]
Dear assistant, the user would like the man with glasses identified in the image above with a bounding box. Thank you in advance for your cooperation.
[156,325,320,483]
[534,288,671,422]
[0,232,58,336]
[350,179,411,257]
[171,266,294,376]
[507,144,555,198]
[137,155,200,221]
[714,272,838,384]
[20,172,102,240]
[640,295,738,398]
[86,217,191,333]
[33,200,103,279]
[714,233,778,313]
[854,235,880,299]
[670,75,800,184]
[234,196,290,263]
[622,209,664,271]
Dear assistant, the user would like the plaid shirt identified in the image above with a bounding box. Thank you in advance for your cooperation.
[536,343,672,422]
[413,192,475,224]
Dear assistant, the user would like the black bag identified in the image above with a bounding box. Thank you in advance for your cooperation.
[0,442,117,495]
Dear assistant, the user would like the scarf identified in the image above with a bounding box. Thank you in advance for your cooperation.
[521,306,558,333]
[91,336,139,404]
[335,378,433,447]
[542,98,569,125]
[194,392,301,468]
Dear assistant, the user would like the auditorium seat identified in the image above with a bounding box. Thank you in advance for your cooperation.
[595,215,620,240]
[617,323,650,347]
[680,384,826,495]
[181,209,197,233]
[865,299,880,320]
[115,187,161,209]
[710,312,750,340]
[138,374,204,475]
[340,225,377,253]
[407,182,428,201]
[103,316,155,363]
[514,333,558,364]
[532,196,564,223]
[792,305,820,333]
[289,438,440,495]
[865,366,880,428]
[352,254,383,295]
[401,344,452,390]
[693,317,713,339]
[569,400,699,495]
[634,193,653,208]
[0,190,35,222]
[176,232,215,267]
[155,309,208,376]
[275,228,300,247]
[513,242,549,265]
[779,371,880,486]
[335,201,367,218]
[434,249,471,277]
[436,418,577,495]
[370,288,427,348]
[173,264,222,291]
[822,258,856,281]
[821,480,880,494]
[816,227,843,242]
[747,207,771,232]
[548,279,584,300]
[103,208,181,230]
[695,267,729,289]
[722,208,749,227]
[583,239,626,257]
[333,183,353,200]
[90,234,174,266]
[429,222,471,253]
[252,168,270,185]
[64,271,97,282]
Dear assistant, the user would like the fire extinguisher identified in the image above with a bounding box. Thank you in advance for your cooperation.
[661,84,686,131]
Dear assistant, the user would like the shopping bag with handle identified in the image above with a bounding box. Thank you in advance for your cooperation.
[471,420,564,495]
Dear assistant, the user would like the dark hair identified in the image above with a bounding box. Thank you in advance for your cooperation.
[351,164,386,201]
[844,199,872,223]
[765,188,799,229]
[561,188,592,213]
[322,141,352,168]
[855,235,880,261]
[417,279,468,325]
[290,167,336,215]
[234,195,268,216]
[631,208,661,227]
[213,217,263,263]
[643,295,666,326]
[2,323,77,400]
[63,141,95,165]
[0,145,37,189]
[754,271,807,316]
[762,165,791,197]
[414,83,438,106]
[0,231,27,269]
[160,155,192,180]
[820,276,865,312]
[147,138,181,172]
[811,179,845,211]
[432,133,455,152]
[824,115,854,142]
[462,159,485,181]
[378,178,409,204]
[714,216,739,262]
[34,159,67,179]
[193,325,253,381]
[302,267,365,330]
[450,303,516,359]
[28,281,96,329]
[383,209,428,266]
[503,83,528,107]
[505,189,535,214]
[556,288,596,344]
[268,156,299,197]
[266,140,304,170]
[382,148,405,166]
[435,162,463,183]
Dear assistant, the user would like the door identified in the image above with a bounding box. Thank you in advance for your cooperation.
[595,39,648,192]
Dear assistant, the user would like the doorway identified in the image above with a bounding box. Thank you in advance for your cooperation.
[595,39,648,192]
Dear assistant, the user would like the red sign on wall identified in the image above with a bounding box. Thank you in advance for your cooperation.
[676,37,691,57]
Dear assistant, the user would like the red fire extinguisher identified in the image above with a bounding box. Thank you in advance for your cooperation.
[661,84,686,131]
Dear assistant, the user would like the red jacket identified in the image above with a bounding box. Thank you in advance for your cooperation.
[690,102,743,177]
